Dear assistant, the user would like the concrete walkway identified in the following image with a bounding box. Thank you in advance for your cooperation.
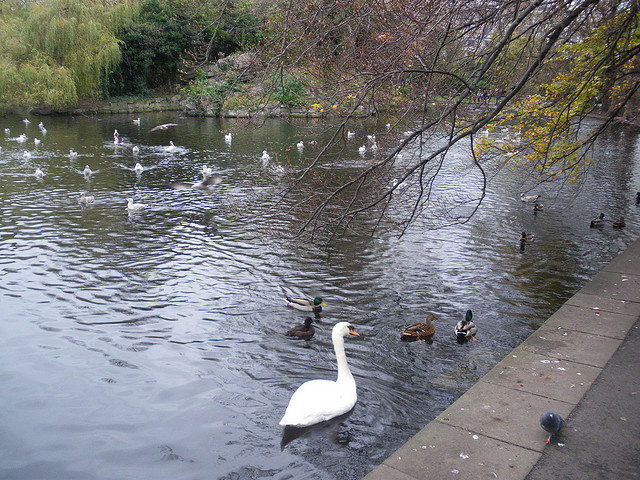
[363,237,640,480]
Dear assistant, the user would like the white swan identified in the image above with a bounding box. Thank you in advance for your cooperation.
[83,165,92,177]
[261,150,271,162]
[132,145,140,154]
[134,162,144,174]
[280,321,359,427]
[224,132,232,143]
[34,168,44,178]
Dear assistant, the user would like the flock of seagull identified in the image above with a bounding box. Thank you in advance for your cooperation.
[5,117,394,216]
[2,118,281,213]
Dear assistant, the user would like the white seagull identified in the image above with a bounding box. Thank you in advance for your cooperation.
[149,123,178,132]
[165,141,177,153]
[79,192,94,205]
[126,198,147,212]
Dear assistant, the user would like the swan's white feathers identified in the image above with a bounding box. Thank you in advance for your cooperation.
[279,379,356,427]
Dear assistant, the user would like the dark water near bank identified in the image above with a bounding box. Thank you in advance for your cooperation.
[0,113,639,480]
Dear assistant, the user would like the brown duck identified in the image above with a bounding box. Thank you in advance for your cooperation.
[401,314,438,341]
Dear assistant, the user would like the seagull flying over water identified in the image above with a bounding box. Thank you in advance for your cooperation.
[172,175,222,194]
[149,123,179,132]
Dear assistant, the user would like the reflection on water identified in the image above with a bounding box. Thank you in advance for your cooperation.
[0,113,639,479]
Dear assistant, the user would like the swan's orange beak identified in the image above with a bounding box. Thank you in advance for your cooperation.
[349,327,360,336]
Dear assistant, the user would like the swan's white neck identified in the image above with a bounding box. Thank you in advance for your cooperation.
[333,330,354,385]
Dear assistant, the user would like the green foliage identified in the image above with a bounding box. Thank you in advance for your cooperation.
[0,55,78,107]
[108,0,203,96]
[183,70,223,101]
[24,0,131,97]
[274,73,307,107]
[182,69,243,114]
[0,0,136,107]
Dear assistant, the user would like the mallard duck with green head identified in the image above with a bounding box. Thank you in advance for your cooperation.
[286,296,326,313]
[455,310,478,341]
[401,313,438,341]
[590,213,605,228]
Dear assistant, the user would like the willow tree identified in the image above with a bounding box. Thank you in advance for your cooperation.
[258,0,639,241]
[0,11,78,107]
[0,0,137,107]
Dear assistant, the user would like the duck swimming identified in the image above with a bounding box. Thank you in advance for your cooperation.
[533,203,544,212]
[519,231,534,251]
[280,322,359,427]
[613,217,625,229]
[401,313,438,341]
[590,213,605,228]
[454,310,478,341]
[285,317,315,341]
[286,296,326,313]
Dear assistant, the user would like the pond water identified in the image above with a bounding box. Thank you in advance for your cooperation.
[0,112,639,480]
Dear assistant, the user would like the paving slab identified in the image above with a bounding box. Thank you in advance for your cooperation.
[361,464,416,480]
[577,270,640,303]
[434,381,573,452]
[564,291,640,317]
[368,421,540,480]
[603,242,640,275]
[480,346,601,404]
[543,303,638,339]
[519,325,622,368]
[525,319,640,480]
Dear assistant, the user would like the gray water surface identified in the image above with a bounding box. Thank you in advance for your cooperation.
[1,113,639,480]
